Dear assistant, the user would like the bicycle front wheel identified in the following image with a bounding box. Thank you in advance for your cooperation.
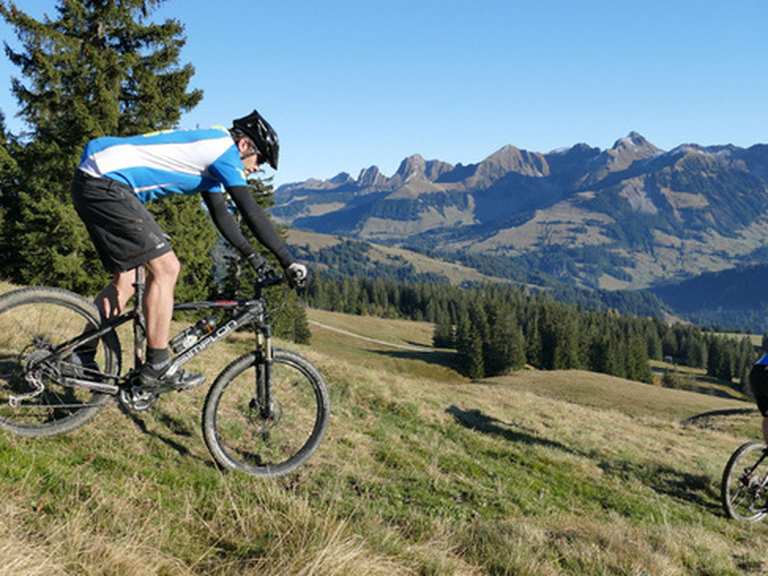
[0,287,121,437]
[202,349,330,477]
[722,441,768,521]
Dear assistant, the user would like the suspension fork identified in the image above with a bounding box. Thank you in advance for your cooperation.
[255,324,274,419]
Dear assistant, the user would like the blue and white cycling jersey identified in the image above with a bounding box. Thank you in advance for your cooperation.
[78,128,247,203]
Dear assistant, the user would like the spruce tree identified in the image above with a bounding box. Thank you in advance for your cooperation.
[432,309,454,348]
[524,310,542,367]
[465,328,485,379]
[626,335,652,383]
[0,0,204,293]
[0,110,20,272]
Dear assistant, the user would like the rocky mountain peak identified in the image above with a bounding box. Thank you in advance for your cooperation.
[329,172,353,185]
[580,132,663,184]
[394,154,427,182]
[424,159,454,181]
[473,144,549,183]
[610,132,661,157]
[357,165,387,188]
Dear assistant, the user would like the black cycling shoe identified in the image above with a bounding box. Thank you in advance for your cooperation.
[137,364,205,392]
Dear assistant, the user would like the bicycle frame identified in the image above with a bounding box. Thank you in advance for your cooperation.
[37,267,281,401]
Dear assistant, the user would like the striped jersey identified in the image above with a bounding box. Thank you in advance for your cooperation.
[78,128,247,203]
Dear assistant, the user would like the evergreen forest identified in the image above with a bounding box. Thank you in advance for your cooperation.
[0,0,308,342]
[305,274,759,384]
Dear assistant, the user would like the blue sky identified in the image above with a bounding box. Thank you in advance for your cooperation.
[1,0,766,185]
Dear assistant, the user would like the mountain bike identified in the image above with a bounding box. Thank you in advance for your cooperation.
[721,440,768,521]
[0,265,330,477]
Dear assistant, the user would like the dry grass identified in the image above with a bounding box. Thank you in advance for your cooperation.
[1,300,768,574]
[307,308,435,348]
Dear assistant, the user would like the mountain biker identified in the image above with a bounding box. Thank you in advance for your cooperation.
[750,354,768,443]
[71,109,307,390]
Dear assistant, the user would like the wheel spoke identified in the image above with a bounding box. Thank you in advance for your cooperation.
[723,442,768,521]
[0,290,119,436]
[204,351,329,477]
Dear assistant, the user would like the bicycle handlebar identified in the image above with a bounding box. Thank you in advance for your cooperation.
[245,255,306,291]
[255,266,285,290]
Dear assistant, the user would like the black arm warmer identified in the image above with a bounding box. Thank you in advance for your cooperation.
[227,186,294,269]
[200,191,256,258]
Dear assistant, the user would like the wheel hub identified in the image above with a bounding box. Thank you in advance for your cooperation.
[247,398,282,429]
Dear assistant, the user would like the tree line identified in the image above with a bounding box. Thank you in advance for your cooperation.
[305,274,759,383]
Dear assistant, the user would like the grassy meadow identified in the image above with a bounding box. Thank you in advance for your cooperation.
[0,282,767,575]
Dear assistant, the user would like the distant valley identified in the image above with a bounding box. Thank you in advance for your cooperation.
[274,134,768,331]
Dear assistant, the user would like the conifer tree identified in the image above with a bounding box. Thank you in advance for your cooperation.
[524,310,543,367]
[552,310,580,370]
[626,335,652,383]
[0,0,204,293]
[662,329,679,359]
[0,110,19,271]
[509,324,527,370]
[465,328,485,379]
[432,309,454,348]
[482,311,526,376]
[645,328,663,360]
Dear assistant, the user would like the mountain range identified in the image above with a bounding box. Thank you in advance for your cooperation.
[273,133,768,292]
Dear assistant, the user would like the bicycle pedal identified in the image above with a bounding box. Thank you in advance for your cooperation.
[119,386,157,412]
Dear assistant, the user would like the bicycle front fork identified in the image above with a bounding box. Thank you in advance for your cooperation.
[255,326,274,420]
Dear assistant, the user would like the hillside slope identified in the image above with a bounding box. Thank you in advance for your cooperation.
[0,305,766,575]
[286,229,509,286]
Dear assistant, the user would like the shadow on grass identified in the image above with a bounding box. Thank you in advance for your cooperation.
[598,458,721,513]
[682,407,757,426]
[403,339,434,349]
[373,349,460,371]
[446,405,583,456]
[670,383,745,401]
[120,405,214,467]
[651,367,747,401]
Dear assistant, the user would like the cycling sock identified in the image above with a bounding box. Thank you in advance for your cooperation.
[146,347,171,372]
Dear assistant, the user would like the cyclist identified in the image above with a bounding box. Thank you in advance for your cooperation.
[71,109,307,390]
[750,354,768,443]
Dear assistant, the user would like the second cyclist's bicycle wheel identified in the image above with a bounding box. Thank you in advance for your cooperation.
[0,287,121,437]
[202,349,330,477]
[722,441,768,521]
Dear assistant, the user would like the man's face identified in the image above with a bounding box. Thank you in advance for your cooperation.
[238,138,265,175]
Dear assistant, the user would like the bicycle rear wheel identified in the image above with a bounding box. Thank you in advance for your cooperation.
[0,287,121,437]
[722,441,768,521]
[202,349,330,477]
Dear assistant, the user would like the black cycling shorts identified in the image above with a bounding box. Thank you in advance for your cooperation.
[71,170,172,273]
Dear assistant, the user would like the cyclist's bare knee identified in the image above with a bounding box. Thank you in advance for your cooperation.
[145,252,180,284]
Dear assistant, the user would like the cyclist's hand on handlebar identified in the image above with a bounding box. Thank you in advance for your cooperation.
[286,262,308,288]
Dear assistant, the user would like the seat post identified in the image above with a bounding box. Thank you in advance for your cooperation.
[133,267,147,369]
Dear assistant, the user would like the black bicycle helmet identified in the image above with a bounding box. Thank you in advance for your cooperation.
[232,109,280,169]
